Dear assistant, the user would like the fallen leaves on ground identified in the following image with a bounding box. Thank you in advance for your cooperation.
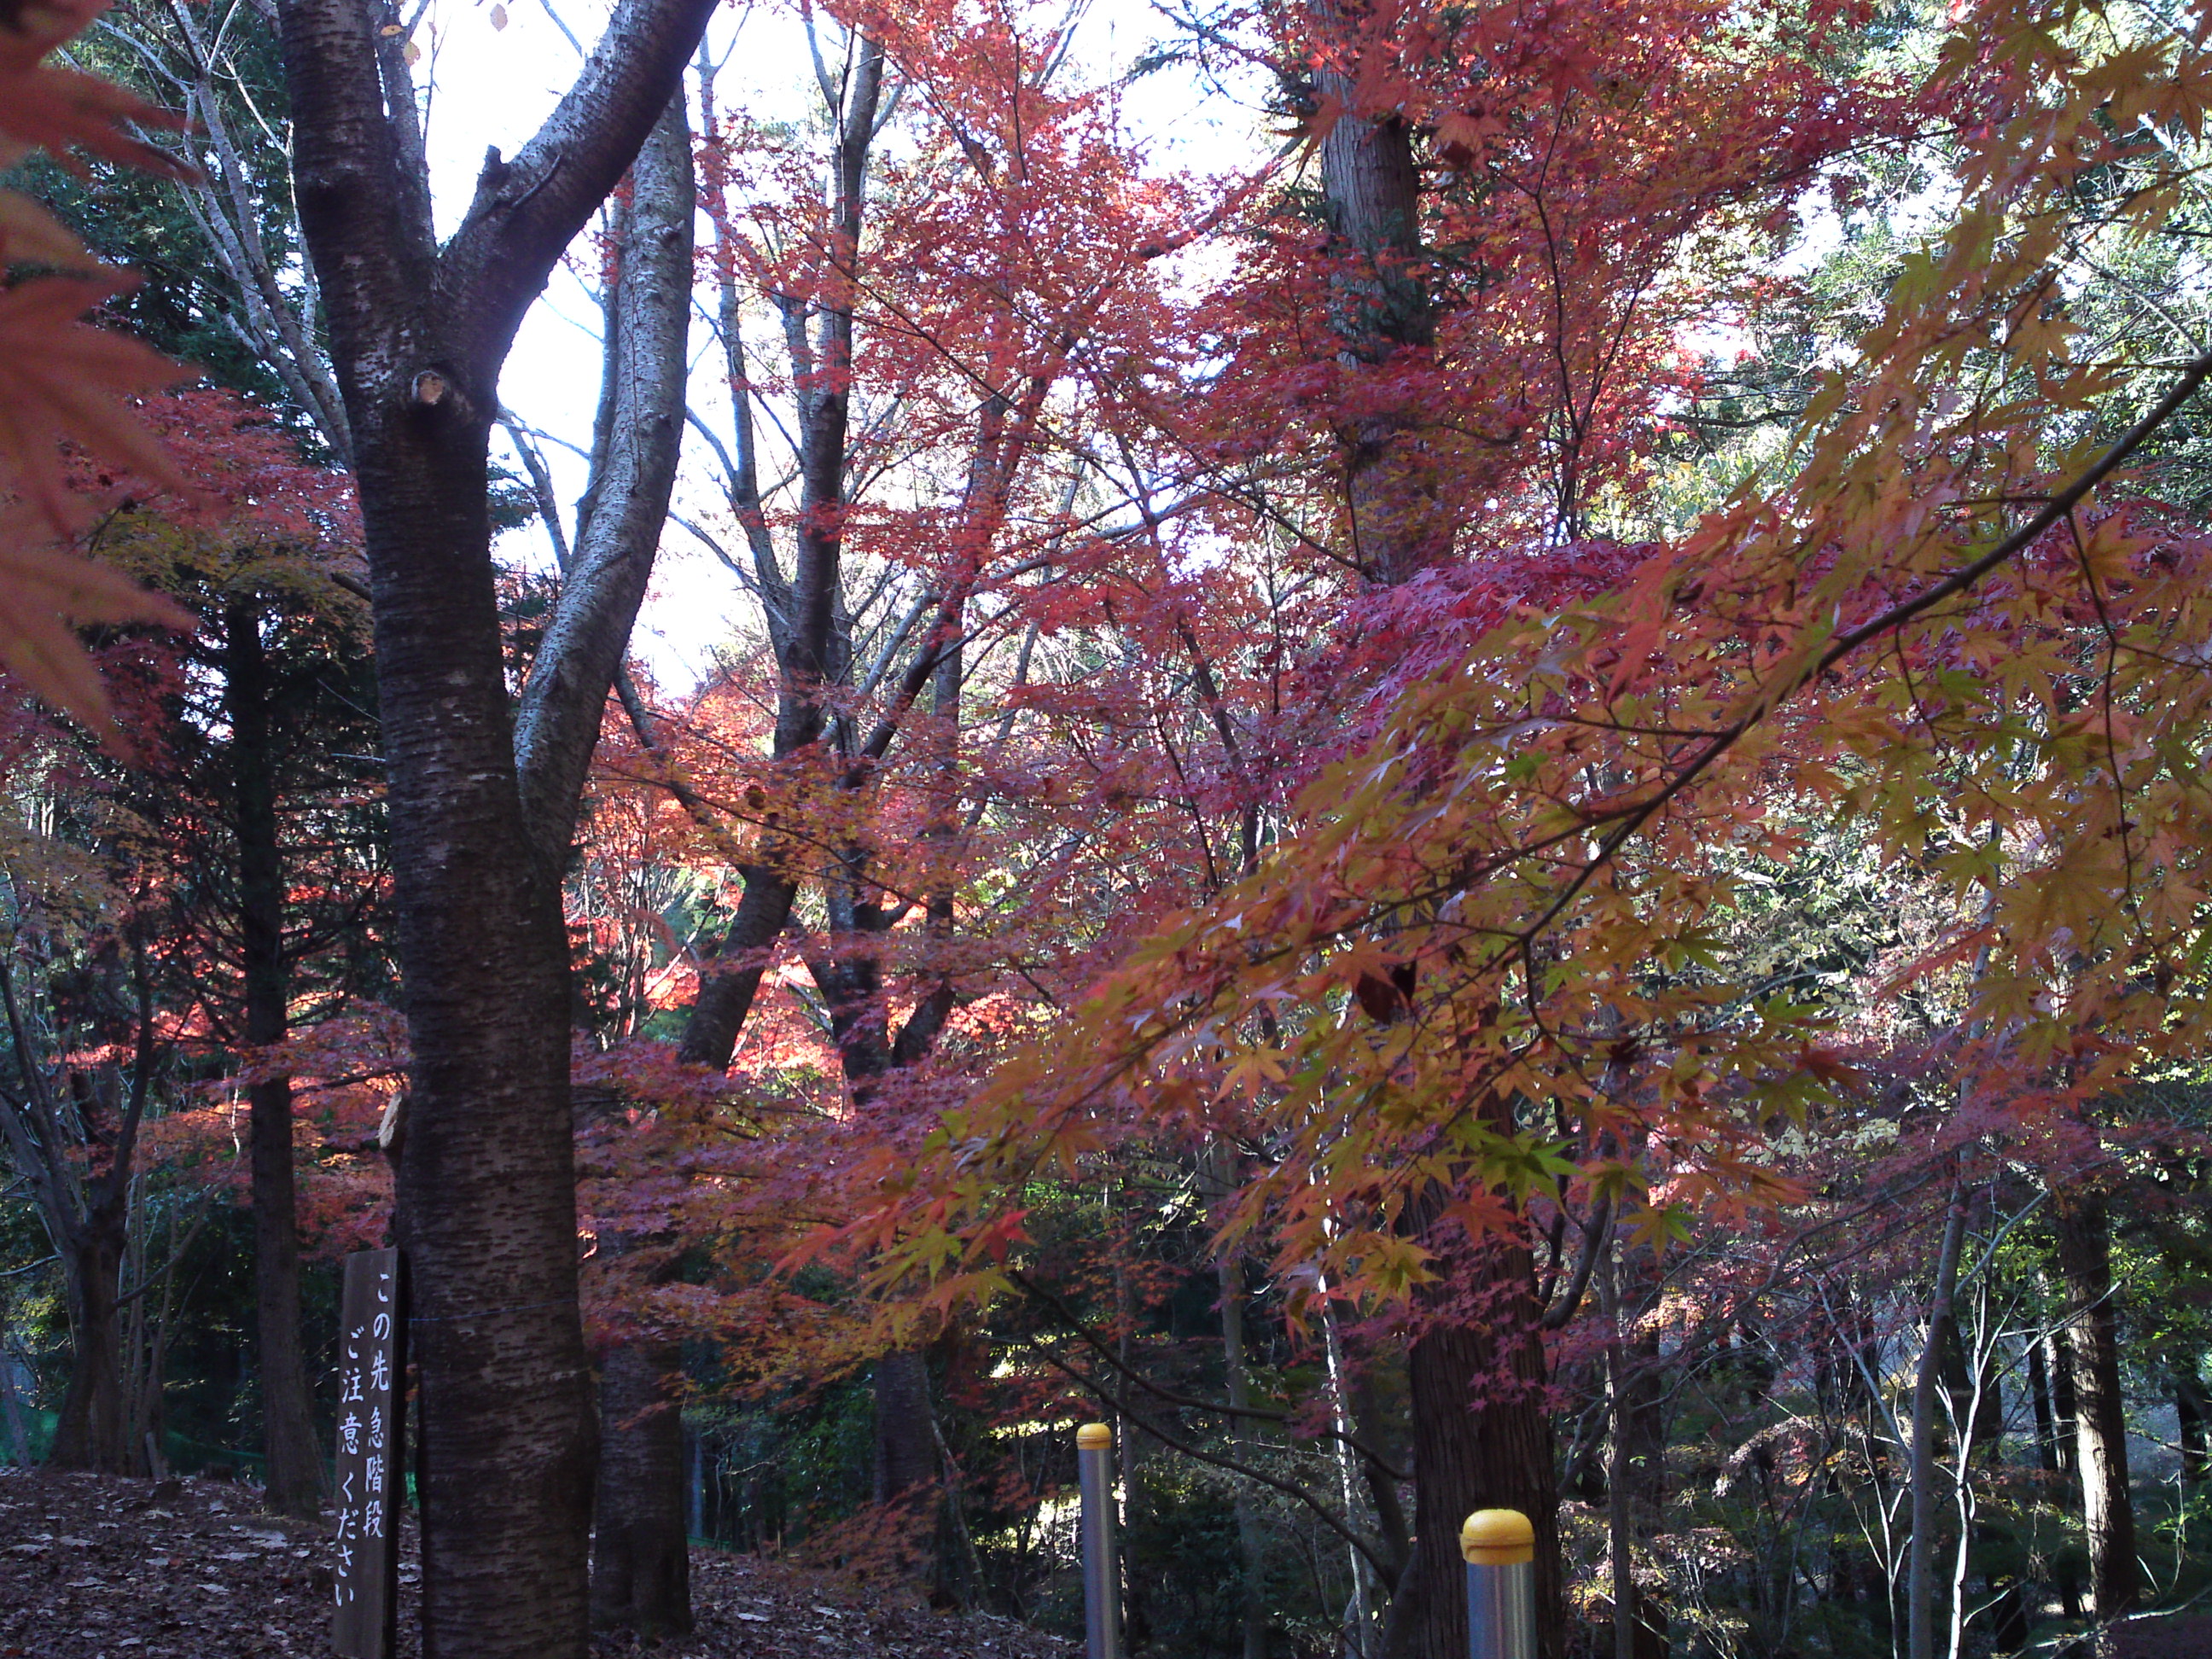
[0,1469,1076,1659]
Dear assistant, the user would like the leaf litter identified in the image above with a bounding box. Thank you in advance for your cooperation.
[0,1469,1075,1659]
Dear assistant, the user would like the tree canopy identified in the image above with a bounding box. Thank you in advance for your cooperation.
[9,0,2212,1656]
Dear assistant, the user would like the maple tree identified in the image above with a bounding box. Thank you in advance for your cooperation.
[552,0,1911,1650]
[783,1,2212,1655]
[15,0,2212,1655]
[591,2,1216,1614]
[0,0,389,1512]
[0,719,178,1474]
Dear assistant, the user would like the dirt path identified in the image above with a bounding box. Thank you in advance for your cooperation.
[0,1468,1072,1659]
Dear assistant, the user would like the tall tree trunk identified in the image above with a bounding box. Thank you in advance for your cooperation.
[591,1337,691,1639]
[569,91,700,1642]
[1944,1278,2013,1659]
[49,1210,129,1471]
[224,600,323,1520]
[1606,1272,1668,1659]
[1392,1236,1560,1659]
[873,1346,938,1505]
[1319,1286,1371,1650]
[675,869,800,1068]
[6,955,159,1476]
[371,370,598,1659]
[272,2,711,1649]
[2029,1336,2059,1475]
[2050,1327,2081,1477]
[1349,1361,1412,1588]
[1601,1244,1634,1659]
[0,1353,26,1468]
[1199,1139,1272,1659]
[2050,1324,2086,1620]
[873,1345,940,1588]
[2052,1193,2136,1625]
[679,32,888,1072]
[1310,36,1547,1639]
[1308,33,1554,1647]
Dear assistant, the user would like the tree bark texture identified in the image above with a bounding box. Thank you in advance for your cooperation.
[677,866,798,1068]
[224,601,323,1520]
[1349,1361,1412,1589]
[271,0,710,1650]
[871,1346,940,1587]
[2052,1194,2137,1625]
[1308,43,1548,1644]
[512,96,696,854]
[2049,1325,2080,1478]
[359,373,595,1659]
[9,953,159,1476]
[2046,1321,2087,1621]
[2029,1336,2059,1475]
[1601,1249,1634,1659]
[1607,1284,1668,1659]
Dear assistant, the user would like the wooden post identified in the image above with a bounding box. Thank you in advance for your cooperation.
[334,1247,405,1657]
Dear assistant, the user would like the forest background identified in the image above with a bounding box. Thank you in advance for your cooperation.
[3,0,2211,1656]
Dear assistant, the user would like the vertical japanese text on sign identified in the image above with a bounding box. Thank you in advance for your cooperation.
[333,1247,405,1658]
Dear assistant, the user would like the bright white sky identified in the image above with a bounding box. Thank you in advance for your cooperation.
[405,0,1272,690]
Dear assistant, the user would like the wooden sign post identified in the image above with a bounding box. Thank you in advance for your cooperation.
[333,1247,405,1658]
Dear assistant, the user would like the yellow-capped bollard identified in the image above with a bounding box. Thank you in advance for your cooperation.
[1077,1423,1121,1659]
[1462,1509,1535,1659]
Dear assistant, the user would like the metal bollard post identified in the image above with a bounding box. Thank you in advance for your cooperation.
[1077,1422,1121,1659]
[1462,1508,1535,1659]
